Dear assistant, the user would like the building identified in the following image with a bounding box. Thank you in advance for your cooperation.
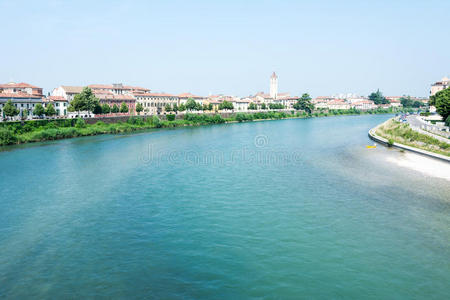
[88,83,150,95]
[0,82,44,119]
[178,93,204,106]
[94,91,136,113]
[352,100,376,110]
[51,86,83,102]
[270,72,278,99]
[0,82,43,97]
[45,96,69,116]
[134,93,179,114]
[233,99,250,111]
[430,76,449,96]
[327,100,351,110]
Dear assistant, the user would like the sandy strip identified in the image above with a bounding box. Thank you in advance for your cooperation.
[386,152,450,181]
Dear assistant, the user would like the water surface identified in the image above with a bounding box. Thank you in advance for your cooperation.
[0,115,449,299]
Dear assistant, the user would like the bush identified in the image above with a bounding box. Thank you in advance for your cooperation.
[75,118,86,128]
[152,116,162,128]
[127,116,144,125]
[166,114,176,121]
[387,138,394,147]
[0,127,17,145]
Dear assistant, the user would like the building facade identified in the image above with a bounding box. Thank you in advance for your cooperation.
[430,76,449,96]
[0,82,44,119]
[135,93,179,114]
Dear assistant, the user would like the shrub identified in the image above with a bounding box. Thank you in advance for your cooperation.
[166,114,176,121]
[127,116,144,125]
[387,138,394,147]
[0,127,17,145]
[75,118,86,128]
[152,116,162,128]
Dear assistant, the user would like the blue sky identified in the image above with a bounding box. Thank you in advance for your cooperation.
[1,0,448,97]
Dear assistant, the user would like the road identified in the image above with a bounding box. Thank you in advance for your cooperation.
[406,115,450,142]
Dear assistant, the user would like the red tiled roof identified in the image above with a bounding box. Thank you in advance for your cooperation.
[178,93,202,98]
[47,96,67,102]
[89,84,150,91]
[0,82,41,89]
[0,92,43,99]
[135,93,177,97]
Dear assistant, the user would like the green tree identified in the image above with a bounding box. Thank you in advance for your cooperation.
[3,100,19,118]
[101,104,111,114]
[202,104,209,111]
[111,104,119,113]
[33,103,45,117]
[208,103,213,111]
[185,98,197,110]
[293,93,314,113]
[261,103,267,110]
[45,103,56,117]
[172,104,178,112]
[369,89,389,105]
[93,103,102,114]
[120,102,129,113]
[164,103,172,112]
[248,102,257,110]
[429,88,450,121]
[22,109,28,119]
[136,103,144,115]
[178,104,186,112]
[219,100,234,110]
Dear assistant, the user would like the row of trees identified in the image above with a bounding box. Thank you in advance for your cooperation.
[2,100,58,119]
[399,96,424,108]
[430,87,450,126]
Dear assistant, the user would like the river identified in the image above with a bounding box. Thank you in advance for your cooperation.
[0,114,449,299]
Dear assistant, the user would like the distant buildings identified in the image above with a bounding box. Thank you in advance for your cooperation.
[270,72,278,99]
[430,76,449,96]
[0,82,44,118]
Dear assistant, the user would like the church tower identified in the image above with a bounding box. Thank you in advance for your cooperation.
[270,72,278,99]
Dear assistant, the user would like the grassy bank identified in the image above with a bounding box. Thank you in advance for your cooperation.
[0,108,405,147]
[376,119,450,156]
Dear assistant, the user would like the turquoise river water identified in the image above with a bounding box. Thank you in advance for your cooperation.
[0,115,449,299]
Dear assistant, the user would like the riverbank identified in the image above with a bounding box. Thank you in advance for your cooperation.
[369,118,450,161]
[0,108,404,147]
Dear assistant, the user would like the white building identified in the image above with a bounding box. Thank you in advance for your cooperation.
[0,82,44,119]
[352,100,377,110]
[270,72,278,99]
[45,96,69,116]
[134,93,179,114]
[430,76,449,96]
[51,86,83,102]
[233,99,250,111]
[178,93,204,106]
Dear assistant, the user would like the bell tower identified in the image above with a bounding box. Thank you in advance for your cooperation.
[270,72,278,99]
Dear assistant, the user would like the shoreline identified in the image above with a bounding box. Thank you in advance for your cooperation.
[368,119,450,163]
[1,110,398,148]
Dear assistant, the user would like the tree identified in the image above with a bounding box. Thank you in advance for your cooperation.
[22,109,28,119]
[369,89,389,105]
[33,103,45,117]
[3,100,19,118]
[120,102,129,113]
[261,103,267,110]
[208,103,213,111]
[111,104,119,113]
[185,98,197,110]
[93,103,102,114]
[293,93,314,113]
[68,87,100,114]
[202,104,209,111]
[178,104,186,112]
[136,103,144,115]
[248,102,257,110]
[45,103,56,117]
[172,104,178,112]
[101,104,111,114]
[219,100,234,110]
[430,88,450,121]
[269,103,284,109]
[164,103,172,112]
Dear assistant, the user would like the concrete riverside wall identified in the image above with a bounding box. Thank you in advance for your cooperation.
[368,120,450,163]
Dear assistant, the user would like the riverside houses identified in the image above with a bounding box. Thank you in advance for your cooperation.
[178,93,204,106]
[134,93,179,114]
[44,96,69,116]
[51,86,83,102]
[0,82,44,119]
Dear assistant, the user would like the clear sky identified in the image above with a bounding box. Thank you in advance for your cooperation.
[1,0,448,97]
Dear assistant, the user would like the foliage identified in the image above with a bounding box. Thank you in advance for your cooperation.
[119,102,129,113]
[101,104,111,114]
[93,103,102,114]
[3,100,19,117]
[111,104,119,113]
[69,87,100,112]
[45,103,57,116]
[166,114,176,121]
[261,103,267,110]
[268,103,284,109]
[429,87,450,121]
[369,89,389,104]
[293,93,314,113]
[164,104,172,112]
[0,127,17,145]
[136,103,144,114]
[446,116,450,127]
[248,102,257,110]
[172,104,178,112]
[33,103,45,117]
[152,116,162,128]
[75,118,86,128]
[185,98,199,111]
[219,101,234,110]
[400,96,423,108]
[178,104,186,111]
